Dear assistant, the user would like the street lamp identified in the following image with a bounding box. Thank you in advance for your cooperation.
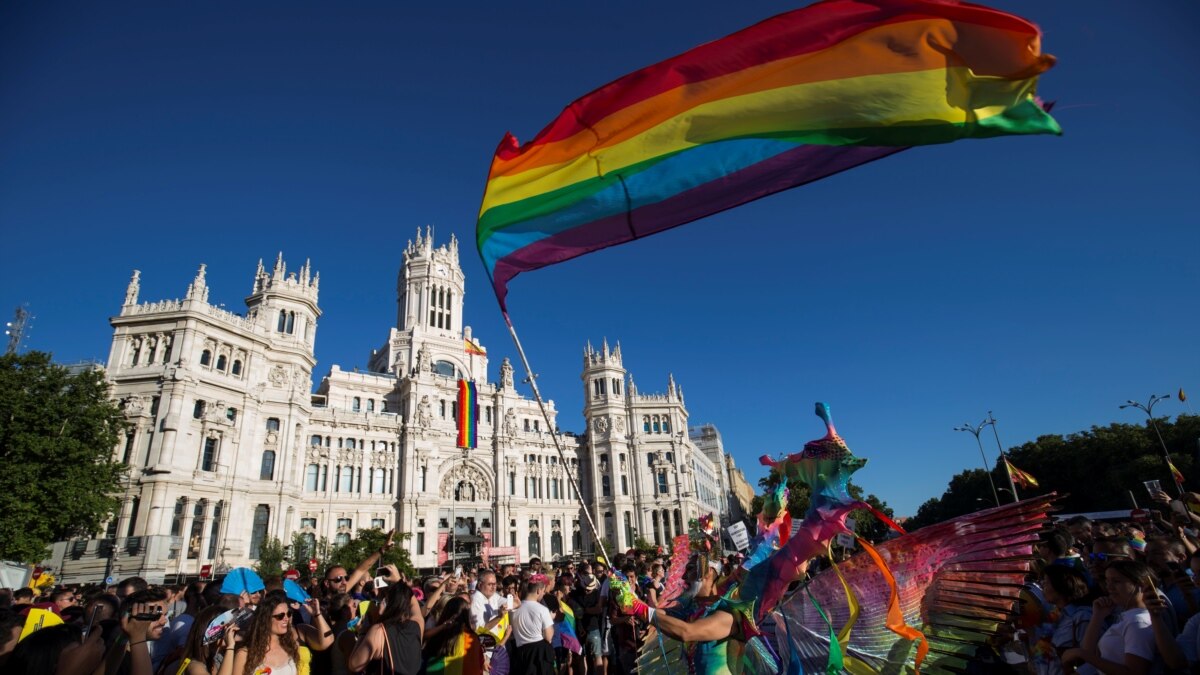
[1120,394,1178,494]
[954,421,1001,506]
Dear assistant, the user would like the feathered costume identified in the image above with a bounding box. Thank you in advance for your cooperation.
[624,403,1053,674]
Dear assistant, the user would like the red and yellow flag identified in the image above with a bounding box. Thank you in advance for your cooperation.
[1005,458,1039,489]
[1169,458,1186,486]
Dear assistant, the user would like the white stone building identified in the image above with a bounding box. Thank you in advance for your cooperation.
[49,231,731,583]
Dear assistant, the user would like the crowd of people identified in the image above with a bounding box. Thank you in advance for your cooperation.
[0,531,683,675]
[1018,490,1200,674]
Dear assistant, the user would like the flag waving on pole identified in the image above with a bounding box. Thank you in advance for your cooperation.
[457,380,478,449]
[1180,388,1188,403]
[475,0,1060,310]
[1005,458,1039,489]
[1169,458,1186,487]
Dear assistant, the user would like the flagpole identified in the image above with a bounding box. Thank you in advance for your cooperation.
[985,412,1019,502]
[501,311,612,568]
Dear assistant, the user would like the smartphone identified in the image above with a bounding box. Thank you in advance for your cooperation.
[81,605,101,639]
[454,566,462,578]
[505,594,514,609]
[374,577,388,590]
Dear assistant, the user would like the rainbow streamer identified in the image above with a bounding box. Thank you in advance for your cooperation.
[425,632,484,675]
[457,379,477,449]
[476,0,1060,309]
[559,601,583,655]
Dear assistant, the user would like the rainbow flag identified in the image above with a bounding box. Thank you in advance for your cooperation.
[424,632,484,675]
[559,600,583,655]
[1005,458,1039,489]
[1169,458,1186,486]
[476,0,1060,309]
[457,380,477,449]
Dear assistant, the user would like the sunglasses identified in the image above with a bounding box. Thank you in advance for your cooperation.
[272,610,295,620]
[327,575,349,583]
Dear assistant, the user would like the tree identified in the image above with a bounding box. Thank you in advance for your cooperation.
[906,414,1200,530]
[254,536,287,578]
[0,352,127,563]
[327,528,413,578]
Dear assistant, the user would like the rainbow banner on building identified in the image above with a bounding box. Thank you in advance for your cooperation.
[476,0,1060,310]
[457,379,477,449]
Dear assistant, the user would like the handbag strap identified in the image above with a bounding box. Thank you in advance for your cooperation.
[379,623,394,675]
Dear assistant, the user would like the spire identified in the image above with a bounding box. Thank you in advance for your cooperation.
[301,258,311,285]
[185,264,209,303]
[668,373,677,398]
[602,337,609,358]
[613,340,622,362]
[124,270,141,306]
[628,374,637,396]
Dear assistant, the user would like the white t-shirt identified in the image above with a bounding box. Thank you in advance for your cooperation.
[511,600,554,647]
[1097,608,1156,666]
[1177,611,1200,665]
[470,590,503,630]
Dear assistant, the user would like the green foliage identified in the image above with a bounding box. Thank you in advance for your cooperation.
[752,469,897,544]
[287,533,332,581]
[0,352,127,563]
[254,536,287,578]
[906,415,1200,530]
[327,528,414,578]
[631,536,659,555]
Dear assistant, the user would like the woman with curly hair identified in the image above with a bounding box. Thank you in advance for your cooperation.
[347,580,423,675]
[422,596,485,674]
[230,591,303,675]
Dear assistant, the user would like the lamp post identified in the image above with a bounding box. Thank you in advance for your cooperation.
[1120,394,1178,495]
[954,421,1001,506]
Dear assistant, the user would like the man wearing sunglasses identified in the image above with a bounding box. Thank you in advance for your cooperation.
[323,529,396,597]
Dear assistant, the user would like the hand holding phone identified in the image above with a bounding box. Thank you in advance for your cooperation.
[455,565,463,578]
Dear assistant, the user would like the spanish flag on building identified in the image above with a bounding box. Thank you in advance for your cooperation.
[464,338,486,356]
[1005,458,1039,489]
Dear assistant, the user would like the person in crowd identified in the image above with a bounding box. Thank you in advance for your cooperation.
[643,562,666,608]
[230,590,304,675]
[470,570,511,675]
[49,587,78,614]
[117,576,149,600]
[167,605,231,675]
[511,578,555,675]
[0,609,24,669]
[1144,536,1200,623]
[422,596,485,674]
[85,593,121,624]
[575,566,606,675]
[1066,516,1095,553]
[323,593,360,675]
[8,623,104,675]
[1033,563,1094,675]
[323,530,397,599]
[502,575,522,611]
[346,580,423,675]
[11,587,34,611]
[1063,559,1158,675]
[106,587,170,675]
[154,581,207,672]
[1087,537,1135,593]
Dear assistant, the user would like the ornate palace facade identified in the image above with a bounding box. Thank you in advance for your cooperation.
[51,231,727,582]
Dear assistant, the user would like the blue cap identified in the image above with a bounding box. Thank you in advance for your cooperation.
[219,567,266,595]
[283,579,310,604]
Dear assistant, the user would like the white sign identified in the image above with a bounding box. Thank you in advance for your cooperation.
[835,518,857,549]
[727,522,750,551]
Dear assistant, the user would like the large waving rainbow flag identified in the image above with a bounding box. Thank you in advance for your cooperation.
[425,632,484,675]
[558,600,583,655]
[476,0,1059,310]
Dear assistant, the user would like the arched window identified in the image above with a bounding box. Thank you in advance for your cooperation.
[248,505,270,559]
[277,310,287,333]
[663,418,671,434]
[346,438,356,450]
[551,527,563,557]
[643,416,650,433]
[352,397,361,412]
[433,361,456,378]
[652,416,660,433]
[340,467,353,493]
[207,501,223,559]
[657,471,668,494]
[170,497,187,537]
[305,464,319,491]
[266,418,280,432]
[231,360,242,376]
[286,311,295,334]
[193,400,206,419]
[216,354,227,371]
[260,450,275,480]
[335,532,350,547]
[200,350,212,367]
[529,530,541,557]
[188,500,207,559]
[367,399,375,413]
[201,438,218,471]
[310,435,321,447]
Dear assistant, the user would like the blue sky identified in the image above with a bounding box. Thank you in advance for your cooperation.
[2,1,1197,516]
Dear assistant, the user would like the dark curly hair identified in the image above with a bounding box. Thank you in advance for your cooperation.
[240,591,300,675]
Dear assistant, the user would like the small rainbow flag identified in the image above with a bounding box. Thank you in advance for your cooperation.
[475,0,1060,310]
[457,380,477,449]
[424,632,484,675]
[558,599,583,655]
[1169,458,1186,486]
[1005,458,1039,489]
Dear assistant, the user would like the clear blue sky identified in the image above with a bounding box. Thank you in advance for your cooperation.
[2,1,1197,517]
